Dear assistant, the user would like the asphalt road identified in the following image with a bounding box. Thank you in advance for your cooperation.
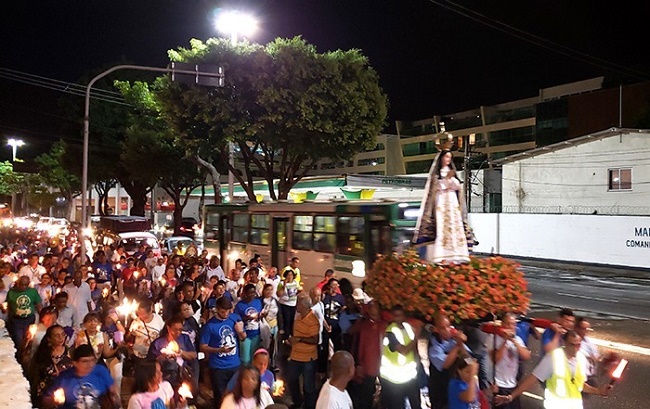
[521,264,650,321]
[516,262,650,408]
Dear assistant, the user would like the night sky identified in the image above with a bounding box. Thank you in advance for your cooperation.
[1,0,649,162]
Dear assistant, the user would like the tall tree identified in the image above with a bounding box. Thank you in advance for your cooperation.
[34,140,81,219]
[157,37,388,200]
[116,80,205,234]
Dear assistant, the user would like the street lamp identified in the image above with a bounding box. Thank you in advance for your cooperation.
[215,10,257,202]
[215,10,258,45]
[7,138,25,162]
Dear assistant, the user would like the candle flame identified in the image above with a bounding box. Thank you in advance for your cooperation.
[29,324,37,337]
[273,379,285,397]
[178,382,193,399]
[102,288,109,298]
[161,340,180,355]
[54,388,65,404]
[612,358,628,379]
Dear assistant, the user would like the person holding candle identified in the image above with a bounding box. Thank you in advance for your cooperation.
[74,312,106,362]
[42,344,119,409]
[129,299,165,370]
[147,316,197,391]
[102,310,127,400]
[29,324,74,406]
[35,272,55,307]
[200,296,245,408]
[235,283,264,365]
[494,331,612,408]
[127,361,180,409]
[220,365,274,409]
[7,275,42,347]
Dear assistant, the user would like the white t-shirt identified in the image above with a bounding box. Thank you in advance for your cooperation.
[316,380,353,409]
[204,265,226,281]
[490,335,525,388]
[18,264,46,283]
[127,381,174,409]
[579,336,600,377]
[220,389,274,409]
[151,265,166,282]
[129,314,165,358]
[264,276,280,300]
[311,301,325,345]
[63,282,92,325]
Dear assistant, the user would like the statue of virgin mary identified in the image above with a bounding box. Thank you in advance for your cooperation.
[412,138,470,264]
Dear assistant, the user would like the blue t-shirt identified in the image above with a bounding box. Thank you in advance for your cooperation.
[147,334,195,360]
[200,313,242,369]
[541,327,562,356]
[46,364,114,409]
[91,260,113,283]
[226,368,275,393]
[447,378,480,409]
[234,298,263,338]
[516,321,532,347]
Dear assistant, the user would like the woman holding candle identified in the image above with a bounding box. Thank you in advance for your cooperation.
[147,316,197,391]
[220,365,274,409]
[35,273,55,307]
[74,312,106,361]
[29,324,74,406]
[127,361,179,409]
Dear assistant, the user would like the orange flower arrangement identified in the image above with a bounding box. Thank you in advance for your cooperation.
[365,250,530,323]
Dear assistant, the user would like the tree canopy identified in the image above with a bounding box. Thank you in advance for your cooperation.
[156,36,388,200]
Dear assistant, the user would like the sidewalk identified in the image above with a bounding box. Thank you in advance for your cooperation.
[511,256,650,280]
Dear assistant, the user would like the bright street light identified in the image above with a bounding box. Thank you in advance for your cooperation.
[7,138,25,162]
[215,10,258,45]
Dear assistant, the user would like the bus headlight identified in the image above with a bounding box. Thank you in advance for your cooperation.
[352,260,366,277]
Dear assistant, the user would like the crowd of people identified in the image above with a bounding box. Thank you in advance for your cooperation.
[0,228,617,409]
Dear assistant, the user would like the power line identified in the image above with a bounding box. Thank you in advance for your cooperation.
[428,0,650,81]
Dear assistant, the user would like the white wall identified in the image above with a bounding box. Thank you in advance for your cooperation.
[469,213,650,268]
[502,132,650,212]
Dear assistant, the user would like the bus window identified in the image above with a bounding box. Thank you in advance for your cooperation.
[250,214,270,245]
[204,212,220,240]
[337,216,365,257]
[292,215,313,250]
[314,216,335,252]
[232,213,249,243]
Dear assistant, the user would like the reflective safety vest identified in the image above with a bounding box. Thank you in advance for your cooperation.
[380,322,417,384]
[544,349,587,409]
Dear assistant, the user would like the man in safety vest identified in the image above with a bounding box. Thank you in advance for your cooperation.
[495,330,612,409]
[379,304,421,409]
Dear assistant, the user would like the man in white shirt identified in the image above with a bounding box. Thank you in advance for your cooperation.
[576,317,600,383]
[264,267,281,299]
[203,256,225,281]
[489,312,531,409]
[151,257,166,282]
[63,270,92,326]
[316,350,354,409]
[18,253,46,283]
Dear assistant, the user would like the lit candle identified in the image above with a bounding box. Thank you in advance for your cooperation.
[53,388,65,404]
[610,358,628,385]
[1,302,7,311]
[178,382,193,399]
[28,324,37,338]
[154,302,163,315]
[102,288,109,298]
[159,277,166,286]
[161,340,179,356]
[272,379,285,397]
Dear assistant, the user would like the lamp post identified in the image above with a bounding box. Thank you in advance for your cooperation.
[80,64,224,263]
[215,10,257,202]
[7,138,25,162]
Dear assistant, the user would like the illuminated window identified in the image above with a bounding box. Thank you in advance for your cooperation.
[608,168,632,191]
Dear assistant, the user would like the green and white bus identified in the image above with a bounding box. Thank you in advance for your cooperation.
[202,200,421,289]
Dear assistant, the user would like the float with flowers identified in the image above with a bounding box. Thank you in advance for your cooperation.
[365,250,530,323]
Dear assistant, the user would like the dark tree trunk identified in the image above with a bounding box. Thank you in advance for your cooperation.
[118,178,150,216]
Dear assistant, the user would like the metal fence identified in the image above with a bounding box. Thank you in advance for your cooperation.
[469,205,650,216]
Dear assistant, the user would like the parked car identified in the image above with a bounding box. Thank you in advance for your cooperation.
[94,230,162,258]
[178,217,199,238]
[161,236,200,254]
